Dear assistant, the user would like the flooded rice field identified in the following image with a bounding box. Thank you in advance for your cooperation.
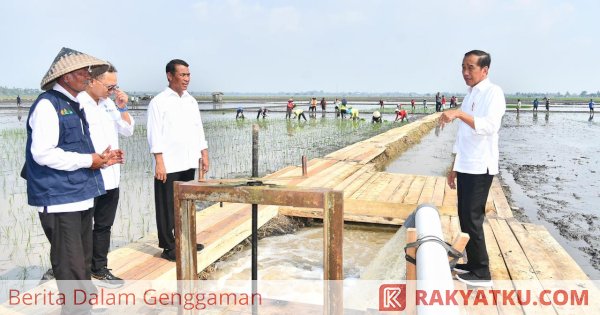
[386,110,600,279]
[0,106,420,280]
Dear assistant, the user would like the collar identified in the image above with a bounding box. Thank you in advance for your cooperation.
[52,83,80,103]
[467,77,491,93]
[165,87,190,98]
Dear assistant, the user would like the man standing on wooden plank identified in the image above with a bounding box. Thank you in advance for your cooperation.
[79,62,134,288]
[147,59,209,261]
[438,49,506,287]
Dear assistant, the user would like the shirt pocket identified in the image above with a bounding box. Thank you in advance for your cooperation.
[62,117,83,144]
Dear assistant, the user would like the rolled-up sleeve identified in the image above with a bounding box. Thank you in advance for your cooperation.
[473,87,506,136]
[116,114,135,137]
[29,100,92,170]
[147,99,163,153]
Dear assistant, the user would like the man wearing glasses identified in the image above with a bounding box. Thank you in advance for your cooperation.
[147,59,209,261]
[78,63,134,288]
[25,47,121,314]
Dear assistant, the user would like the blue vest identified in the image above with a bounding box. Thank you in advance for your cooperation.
[25,90,105,207]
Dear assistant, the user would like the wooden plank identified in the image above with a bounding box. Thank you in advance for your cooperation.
[378,174,406,201]
[403,175,427,204]
[441,215,452,242]
[487,218,550,315]
[332,164,375,192]
[389,174,415,203]
[485,192,495,215]
[491,179,513,218]
[431,176,446,207]
[350,172,383,199]
[342,171,378,198]
[306,162,355,189]
[417,176,437,204]
[357,173,393,201]
[442,180,458,207]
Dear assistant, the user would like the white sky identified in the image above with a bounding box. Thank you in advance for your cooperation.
[1,0,598,94]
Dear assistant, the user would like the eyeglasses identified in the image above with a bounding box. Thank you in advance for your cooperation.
[94,79,118,92]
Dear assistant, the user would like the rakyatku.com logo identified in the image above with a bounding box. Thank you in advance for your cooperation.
[379,284,406,311]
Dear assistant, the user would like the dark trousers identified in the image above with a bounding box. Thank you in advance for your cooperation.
[457,171,494,279]
[92,188,120,272]
[39,208,95,315]
[154,169,195,250]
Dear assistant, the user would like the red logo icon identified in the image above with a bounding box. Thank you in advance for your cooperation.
[379,284,406,311]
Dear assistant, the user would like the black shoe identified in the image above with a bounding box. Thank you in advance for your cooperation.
[197,244,204,251]
[455,272,493,287]
[453,263,470,275]
[161,249,176,262]
[92,267,124,289]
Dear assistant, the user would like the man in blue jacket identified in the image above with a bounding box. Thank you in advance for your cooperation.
[25,47,120,314]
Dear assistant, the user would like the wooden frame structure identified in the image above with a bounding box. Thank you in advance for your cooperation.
[173,180,345,313]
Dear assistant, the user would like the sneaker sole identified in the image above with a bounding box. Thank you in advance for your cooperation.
[453,268,470,275]
[91,278,124,289]
[455,274,493,287]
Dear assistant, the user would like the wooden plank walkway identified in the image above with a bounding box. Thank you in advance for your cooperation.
[5,112,596,314]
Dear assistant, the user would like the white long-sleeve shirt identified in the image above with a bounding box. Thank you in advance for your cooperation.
[78,92,135,190]
[147,87,208,174]
[452,78,506,175]
[28,83,94,213]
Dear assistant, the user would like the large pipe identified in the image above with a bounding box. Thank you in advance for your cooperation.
[415,204,458,315]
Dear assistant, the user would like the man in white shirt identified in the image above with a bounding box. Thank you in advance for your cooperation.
[79,63,134,287]
[439,50,506,287]
[147,59,209,261]
[26,47,120,315]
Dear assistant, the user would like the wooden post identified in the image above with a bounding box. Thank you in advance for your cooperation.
[450,232,470,264]
[323,190,344,315]
[405,227,417,315]
[175,182,198,281]
[302,155,308,177]
[198,158,205,182]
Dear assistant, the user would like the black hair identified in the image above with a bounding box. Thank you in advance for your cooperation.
[464,50,491,68]
[91,62,117,79]
[166,59,189,74]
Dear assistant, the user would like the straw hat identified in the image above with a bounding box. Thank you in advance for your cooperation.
[40,47,109,90]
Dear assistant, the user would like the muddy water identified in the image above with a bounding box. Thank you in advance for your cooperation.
[206,225,396,280]
[499,112,600,279]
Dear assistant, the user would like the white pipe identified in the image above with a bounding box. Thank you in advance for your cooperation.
[415,204,458,315]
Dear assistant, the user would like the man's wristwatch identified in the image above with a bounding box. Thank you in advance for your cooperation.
[117,105,128,112]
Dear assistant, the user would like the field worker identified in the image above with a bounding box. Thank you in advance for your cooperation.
[320,97,327,112]
[516,99,522,114]
[439,50,506,287]
[545,98,550,111]
[533,98,539,112]
[379,99,384,109]
[286,98,294,119]
[236,106,245,119]
[372,111,382,123]
[257,107,268,119]
[340,98,348,119]
[589,99,594,116]
[441,95,447,111]
[395,108,408,122]
[293,107,307,121]
[423,99,427,111]
[350,106,359,120]
[25,47,120,315]
[411,99,415,111]
[147,59,209,262]
[309,97,317,113]
[78,63,134,288]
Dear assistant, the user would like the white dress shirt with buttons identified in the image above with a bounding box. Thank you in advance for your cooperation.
[78,91,135,190]
[146,87,208,174]
[28,84,94,213]
[452,78,506,175]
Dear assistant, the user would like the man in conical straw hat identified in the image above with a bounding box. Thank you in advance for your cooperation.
[24,47,122,314]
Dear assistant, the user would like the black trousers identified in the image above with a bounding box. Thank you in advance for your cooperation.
[154,169,195,250]
[457,171,494,279]
[39,208,95,315]
[92,188,120,272]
